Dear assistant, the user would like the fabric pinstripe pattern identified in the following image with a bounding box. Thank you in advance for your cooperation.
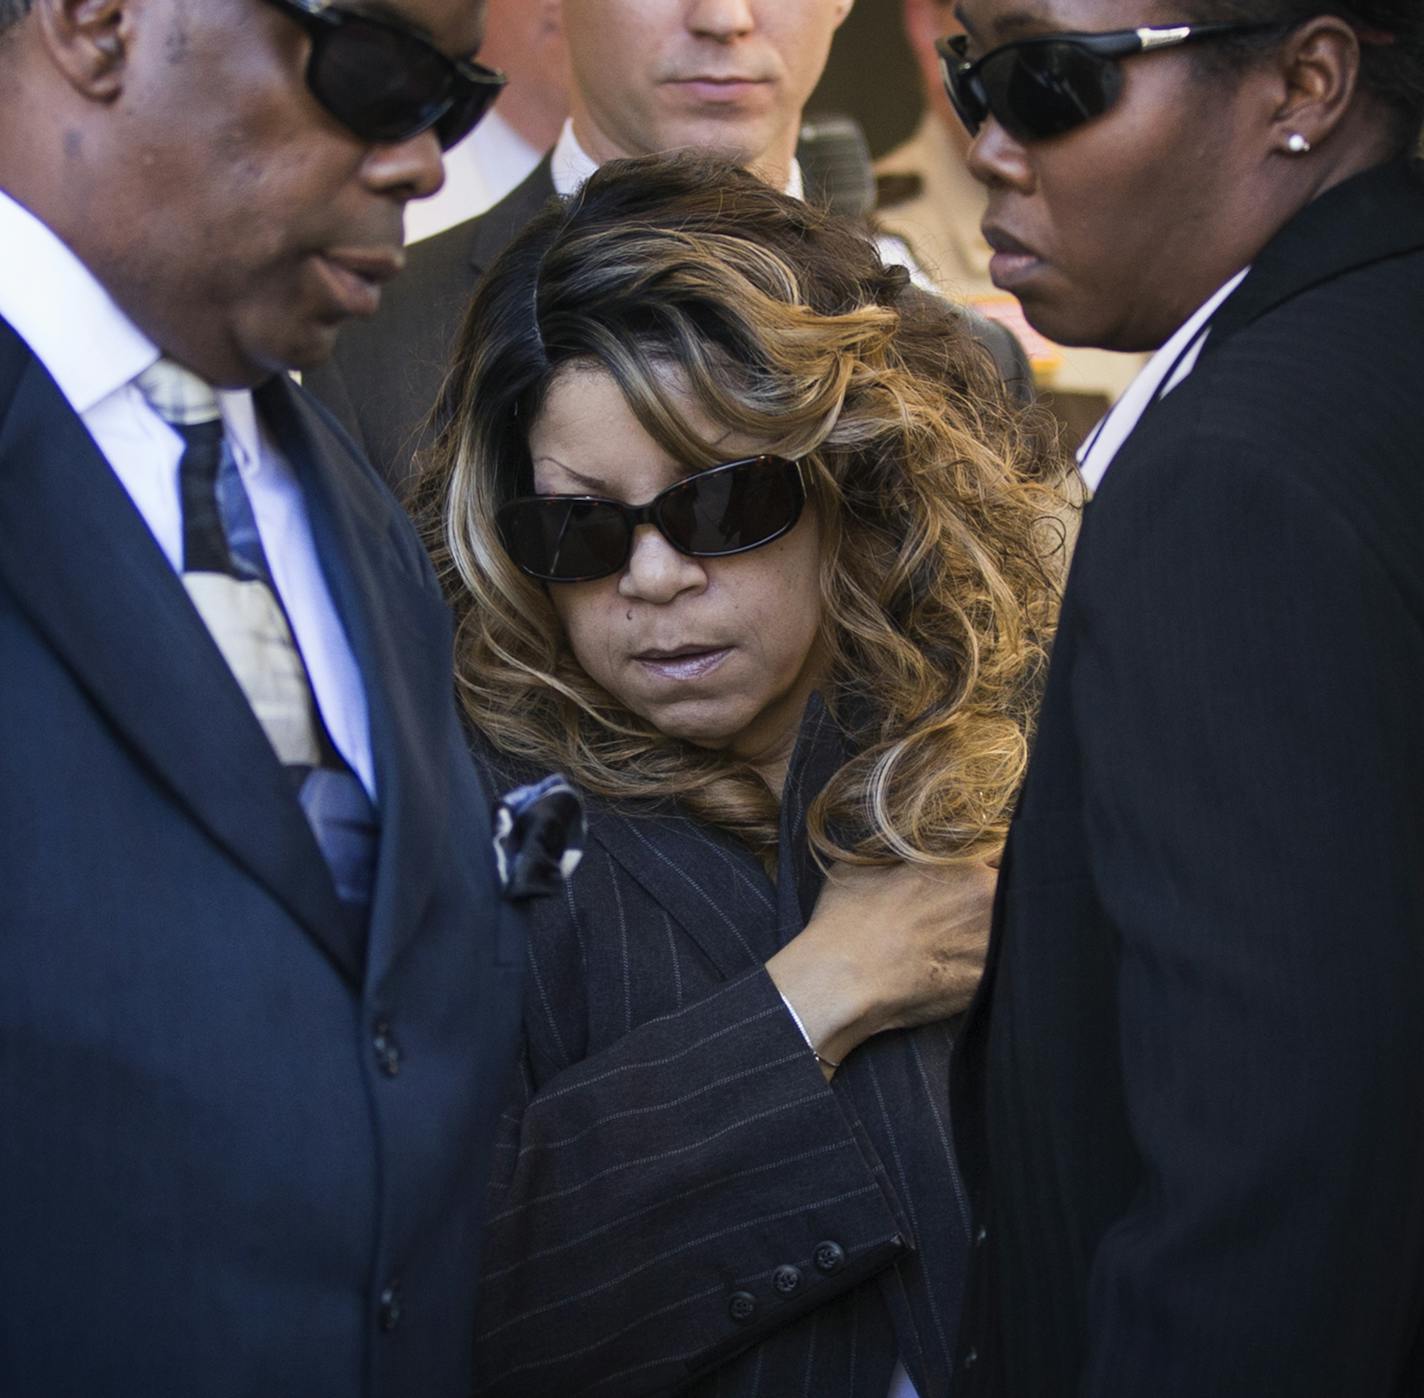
[472,697,972,1395]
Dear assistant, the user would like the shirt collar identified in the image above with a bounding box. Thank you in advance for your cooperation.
[0,187,266,464]
[0,188,159,415]
[550,118,805,200]
[1076,268,1249,493]
[217,387,266,478]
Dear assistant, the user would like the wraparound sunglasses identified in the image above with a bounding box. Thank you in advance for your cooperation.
[260,0,506,150]
[937,21,1280,142]
[497,456,807,584]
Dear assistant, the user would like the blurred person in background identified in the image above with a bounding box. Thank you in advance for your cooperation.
[422,152,1065,1397]
[306,0,1029,495]
[875,0,1145,443]
[941,2,1424,1394]
[404,0,570,243]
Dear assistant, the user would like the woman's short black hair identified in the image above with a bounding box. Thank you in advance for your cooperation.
[0,0,33,37]
[1180,1,1424,146]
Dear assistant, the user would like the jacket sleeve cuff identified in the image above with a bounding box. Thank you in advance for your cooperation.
[475,966,910,1396]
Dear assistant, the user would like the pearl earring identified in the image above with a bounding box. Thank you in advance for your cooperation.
[1286,133,1312,154]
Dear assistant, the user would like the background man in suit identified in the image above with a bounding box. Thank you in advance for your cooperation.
[945,1,1424,1394]
[0,0,528,1393]
[305,0,1030,495]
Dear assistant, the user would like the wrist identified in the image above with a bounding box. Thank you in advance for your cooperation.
[765,937,893,1071]
[777,988,843,1075]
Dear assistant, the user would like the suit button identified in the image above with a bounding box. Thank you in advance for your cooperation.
[962,1347,978,1370]
[975,1224,989,1246]
[812,1240,845,1274]
[372,1021,402,1077]
[773,1265,802,1296]
[729,1291,757,1324]
[378,1281,402,1333]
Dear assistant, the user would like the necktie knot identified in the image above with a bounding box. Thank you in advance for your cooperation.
[136,358,221,428]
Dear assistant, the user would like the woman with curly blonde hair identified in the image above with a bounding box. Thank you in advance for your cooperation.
[417,151,1066,1397]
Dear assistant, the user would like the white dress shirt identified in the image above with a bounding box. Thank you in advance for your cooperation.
[1076,268,1250,493]
[550,117,807,200]
[0,188,376,798]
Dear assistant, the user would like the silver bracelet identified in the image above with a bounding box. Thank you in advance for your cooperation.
[776,989,842,1071]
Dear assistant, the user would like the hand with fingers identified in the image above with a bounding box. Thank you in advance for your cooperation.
[767,857,999,1076]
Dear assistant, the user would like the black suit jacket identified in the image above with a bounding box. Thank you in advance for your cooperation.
[305,156,1031,495]
[0,321,525,1397]
[951,159,1424,1397]
[471,698,974,1396]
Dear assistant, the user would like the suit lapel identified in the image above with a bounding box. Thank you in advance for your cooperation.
[259,377,453,984]
[0,323,359,982]
[773,693,848,938]
[465,156,557,275]
[587,695,852,976]
[1207,158,1424,353]
[590,804,782,976]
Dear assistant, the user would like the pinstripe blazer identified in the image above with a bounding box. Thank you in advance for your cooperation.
[472,696,973,1396]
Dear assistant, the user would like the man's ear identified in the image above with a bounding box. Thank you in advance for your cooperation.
[32,0,129,101]
[834,0,855,29]
[1268,15,1363,151]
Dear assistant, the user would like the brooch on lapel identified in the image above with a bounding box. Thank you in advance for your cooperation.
[493,774,585,901]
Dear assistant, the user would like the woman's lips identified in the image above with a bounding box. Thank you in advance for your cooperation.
[633,647,732,682]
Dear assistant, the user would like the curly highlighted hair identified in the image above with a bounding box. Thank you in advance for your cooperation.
[414,151,1069,869]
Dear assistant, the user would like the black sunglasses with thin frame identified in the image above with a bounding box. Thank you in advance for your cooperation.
[497,455,807,584]
[938,21,1279,142]
[260,0,506,149]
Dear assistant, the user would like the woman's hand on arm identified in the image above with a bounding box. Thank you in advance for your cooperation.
[766,857,997,1075]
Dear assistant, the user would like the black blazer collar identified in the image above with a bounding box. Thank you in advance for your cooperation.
[586,693,855,973]
[1207,158,1424,353]
[774,692,855,933]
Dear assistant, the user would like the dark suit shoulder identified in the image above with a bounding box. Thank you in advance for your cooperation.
[450,154,559,277]
[341,151,558,366]
[302,157,559,495]
[1107,242,1424,575]
[0,312,33,404]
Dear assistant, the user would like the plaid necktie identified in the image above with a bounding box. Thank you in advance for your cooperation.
[137,359,378,917]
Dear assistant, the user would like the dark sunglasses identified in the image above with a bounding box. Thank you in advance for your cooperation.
[497,456,807,584]
[260,0,506,150]
[938,21,1278,142]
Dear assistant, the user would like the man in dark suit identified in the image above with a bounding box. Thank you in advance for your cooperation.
[305,0,1031,494]
[944,2,1424,1395]
[0,0,528,1394]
